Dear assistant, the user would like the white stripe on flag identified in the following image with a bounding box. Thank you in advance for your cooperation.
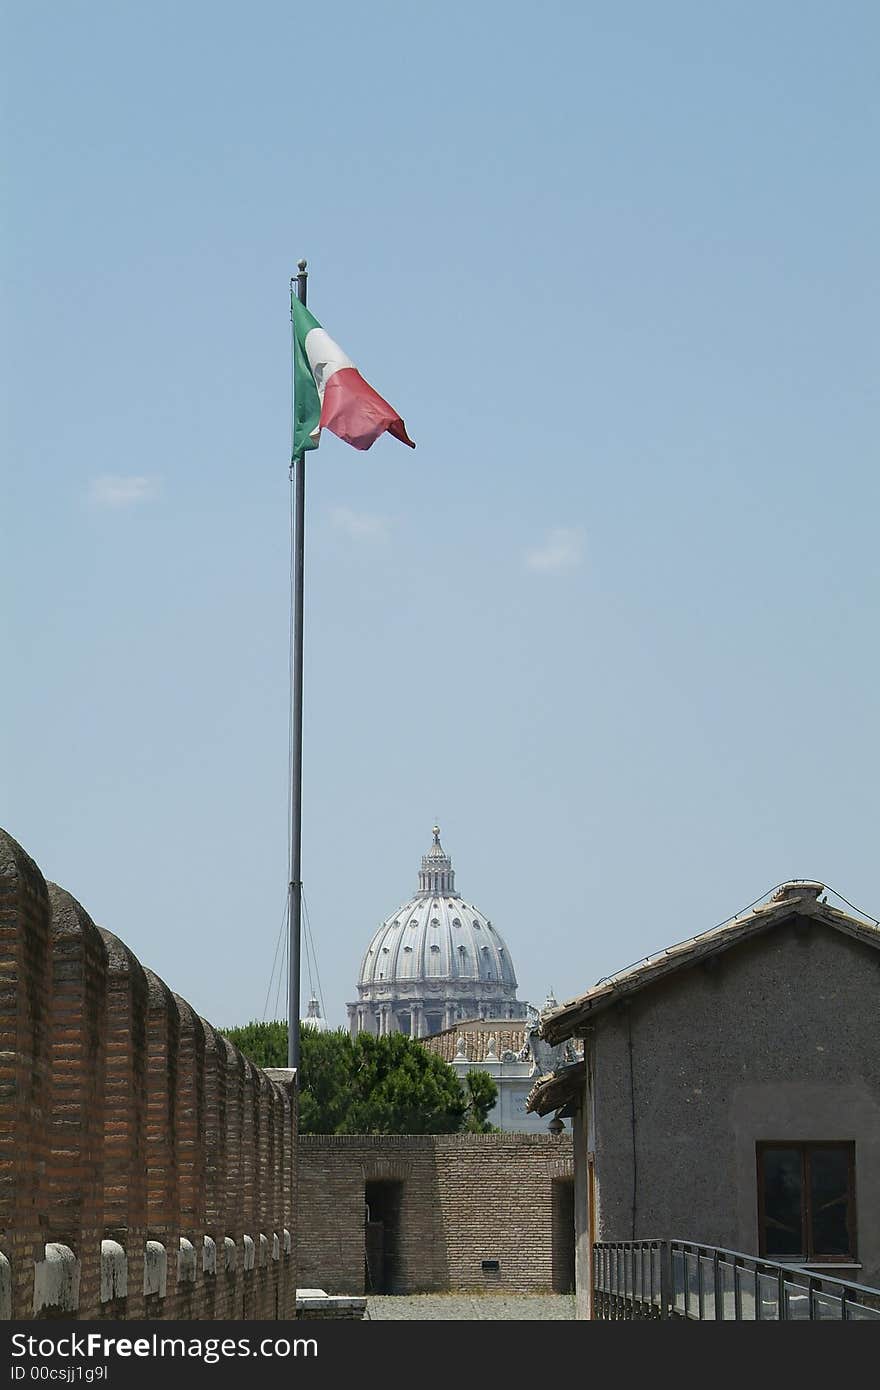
[304,327,355,401]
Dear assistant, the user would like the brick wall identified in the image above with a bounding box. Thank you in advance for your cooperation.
[0,832,50,1320]
[297,1134,573,1295]
[0,828,297,1321]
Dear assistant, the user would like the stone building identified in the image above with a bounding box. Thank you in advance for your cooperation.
[347,827,528,1038]
[421,1000,580,1134]
[528,880,880,1318]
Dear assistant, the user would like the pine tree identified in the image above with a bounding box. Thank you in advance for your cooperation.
[221,1022,498,1134]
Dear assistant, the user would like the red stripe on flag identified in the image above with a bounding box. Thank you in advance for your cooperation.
[319,367,415,451]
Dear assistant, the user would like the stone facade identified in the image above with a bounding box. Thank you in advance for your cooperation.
[296,1133,574,1295]
[421,1014,579,1133]
[0,828,297,1321]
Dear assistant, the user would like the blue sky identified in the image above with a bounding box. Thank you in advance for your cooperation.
[3,1,878,1030]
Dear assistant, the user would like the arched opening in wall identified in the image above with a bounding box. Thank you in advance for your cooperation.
[398,1012,412,1037]
[365,1181,403,1293]
[551,1178,575,1294]
[424,1012,443,1035]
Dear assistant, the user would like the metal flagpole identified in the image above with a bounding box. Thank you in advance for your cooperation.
[288,257,308,1076]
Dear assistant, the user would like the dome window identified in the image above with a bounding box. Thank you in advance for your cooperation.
[473,921,481,929]
[481,945,489,954]
[457,944,467,954]
[452,918,461,927]
[382,947,390,953]
[409,920,418,928]
[430,944,440,953]
[431,918,440,927]
[403,945,413,953]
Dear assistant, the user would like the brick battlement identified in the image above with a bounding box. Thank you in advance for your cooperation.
[0,828,297,1321]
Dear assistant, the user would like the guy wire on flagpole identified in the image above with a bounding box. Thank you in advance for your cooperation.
[288,256,308,1076]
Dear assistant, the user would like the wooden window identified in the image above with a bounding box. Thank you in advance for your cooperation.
[757,1142,856,1262]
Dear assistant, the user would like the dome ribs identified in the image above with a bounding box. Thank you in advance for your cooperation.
[349,828,527,1038]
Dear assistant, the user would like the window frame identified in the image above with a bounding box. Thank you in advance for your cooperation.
[756,1140,857,1264]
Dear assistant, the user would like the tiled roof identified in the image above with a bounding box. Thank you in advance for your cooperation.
[420,1018,531,1063]
[540,881,880,1046]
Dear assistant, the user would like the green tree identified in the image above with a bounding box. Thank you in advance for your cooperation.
[460,1068,499,1133]
[220,1019,287,1068]
[220,1021,498,1134]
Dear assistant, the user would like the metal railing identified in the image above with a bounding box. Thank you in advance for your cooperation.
[593,1240,880,1320]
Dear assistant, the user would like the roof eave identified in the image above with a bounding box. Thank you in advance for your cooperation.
[538,899,880,1043]
[526,1060,585,1116]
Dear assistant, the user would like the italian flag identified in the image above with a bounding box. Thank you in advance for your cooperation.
[292,294,415,457]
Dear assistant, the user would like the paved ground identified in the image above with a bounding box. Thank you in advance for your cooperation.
[365,1293,575,1320]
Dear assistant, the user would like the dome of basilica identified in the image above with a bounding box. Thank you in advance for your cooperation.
[347,827,528,1038]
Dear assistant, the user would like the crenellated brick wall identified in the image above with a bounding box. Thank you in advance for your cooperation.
[0,828,297,1321]
[297,1133,574,1295]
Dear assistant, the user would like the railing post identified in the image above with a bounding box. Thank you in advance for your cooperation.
[659,1241,670,1320]
[734,1255,742,1321]
[778,1268,786,1321]
[714,1249,723,1321]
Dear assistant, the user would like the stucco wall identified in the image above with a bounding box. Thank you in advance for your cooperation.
[297,1133,573,1294]
[591,918,880,1285]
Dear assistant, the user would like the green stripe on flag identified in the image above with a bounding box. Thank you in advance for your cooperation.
[291,294,322,458]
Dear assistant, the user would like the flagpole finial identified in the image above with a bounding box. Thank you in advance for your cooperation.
[297,258,307,272]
